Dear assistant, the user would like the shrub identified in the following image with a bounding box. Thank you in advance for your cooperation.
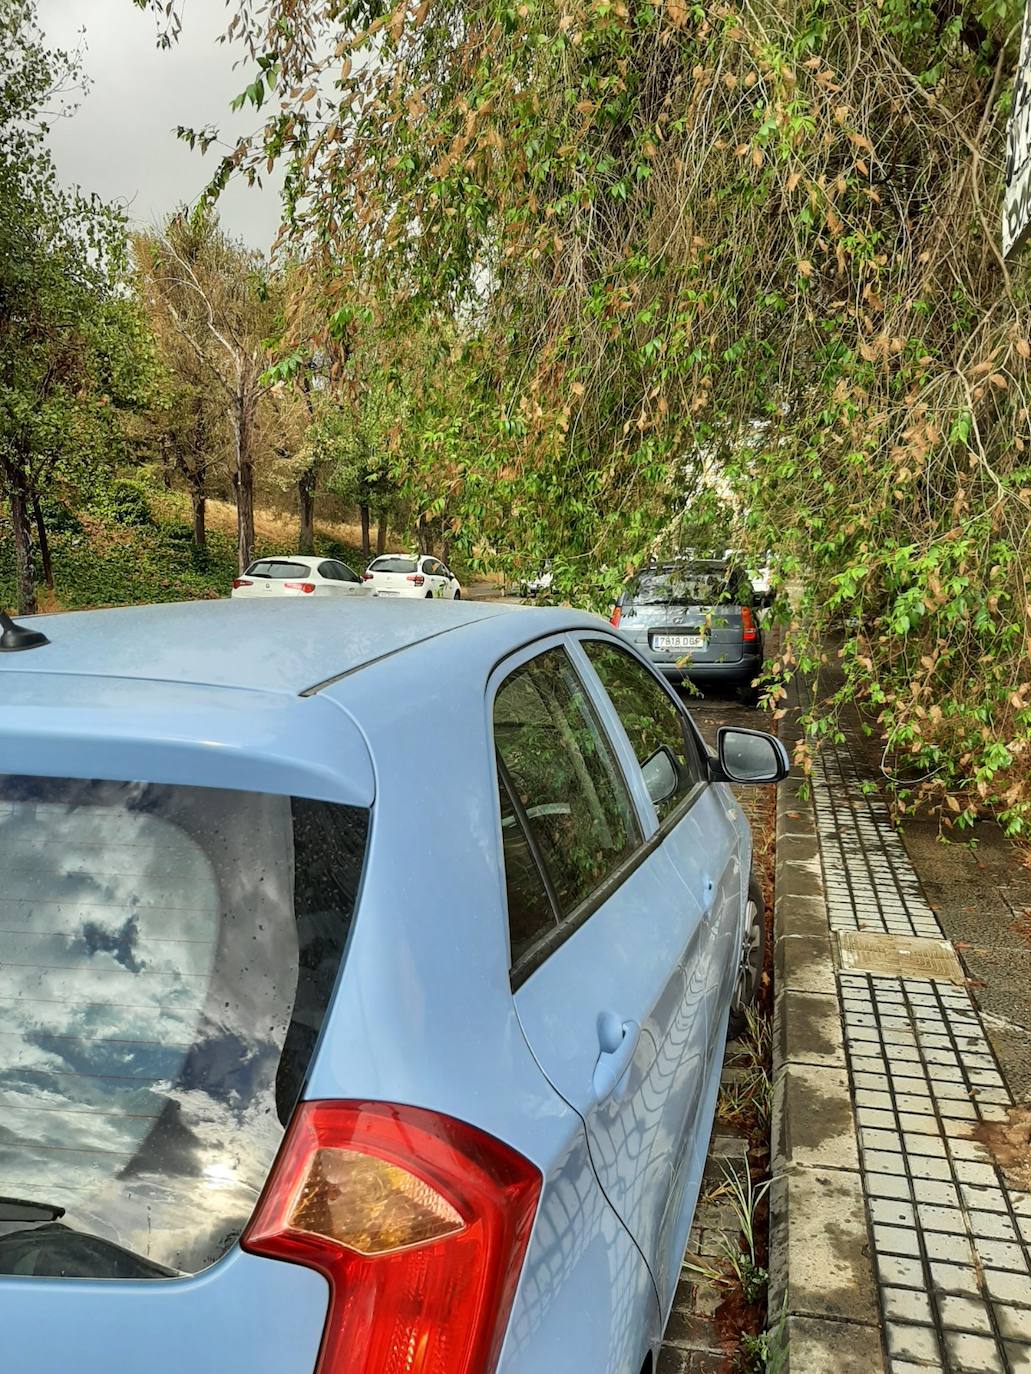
[108,479,154,527]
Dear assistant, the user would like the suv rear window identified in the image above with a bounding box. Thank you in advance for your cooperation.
[626,565,736,606]
[245,560,311,579]
[0,776,368,1280]
[370,557,418,574]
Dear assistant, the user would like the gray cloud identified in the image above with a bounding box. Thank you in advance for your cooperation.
[37,0,285,250]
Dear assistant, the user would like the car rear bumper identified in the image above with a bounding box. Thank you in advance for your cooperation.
[653,653,763,686]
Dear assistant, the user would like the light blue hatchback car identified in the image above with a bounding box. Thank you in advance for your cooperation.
[0,598,787,1374]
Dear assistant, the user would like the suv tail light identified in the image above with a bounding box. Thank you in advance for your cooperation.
[233,578,253,589]
[610,606,622,628]
[741,606,758,642]
[407,574,426,586]
[243,1101,541,1374]
[284,581,317,594]
[362,573,374,581]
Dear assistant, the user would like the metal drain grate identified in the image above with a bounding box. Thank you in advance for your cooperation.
[835,931,967,984]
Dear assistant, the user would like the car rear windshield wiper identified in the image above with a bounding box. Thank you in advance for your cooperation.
[0,1195,65,1222]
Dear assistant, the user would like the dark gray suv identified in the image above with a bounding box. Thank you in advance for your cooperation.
[611,558,764,704]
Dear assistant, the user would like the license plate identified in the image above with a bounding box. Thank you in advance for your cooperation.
[653,634,704,651]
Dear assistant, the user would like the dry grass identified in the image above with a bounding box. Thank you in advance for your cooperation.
[198,496,398,554]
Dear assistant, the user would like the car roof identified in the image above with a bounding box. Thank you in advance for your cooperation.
[0,598,534,696]
[249,553,319,567]
[637,558,732,573]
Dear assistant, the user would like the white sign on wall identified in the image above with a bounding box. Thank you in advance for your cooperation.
[1004,2,1031,258]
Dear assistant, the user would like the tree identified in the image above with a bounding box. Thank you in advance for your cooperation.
[262,373,321,551]
[152,0,1031,828]
[0,0,151,613]
[134,213,277,572]
[132,364,225,548]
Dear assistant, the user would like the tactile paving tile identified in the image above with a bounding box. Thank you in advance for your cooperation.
[811,740,944,940]
[842,972,1031,1373]
[798,703,1031,1369]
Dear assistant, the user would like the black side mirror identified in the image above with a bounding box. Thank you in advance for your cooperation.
[713,727,789,784]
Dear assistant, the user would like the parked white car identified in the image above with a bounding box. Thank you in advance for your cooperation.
[518,563,554,598]
[231,555,373,599]
[363,553,462,599]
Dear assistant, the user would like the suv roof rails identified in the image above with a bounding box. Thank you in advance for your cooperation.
[0,611,50,653]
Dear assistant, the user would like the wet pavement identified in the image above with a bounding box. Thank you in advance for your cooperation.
[842,708,1031,1107]
[894,819,1031,1107]
[798,675,1031,1374]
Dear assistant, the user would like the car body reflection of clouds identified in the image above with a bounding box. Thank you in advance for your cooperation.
[0,784,299,1276]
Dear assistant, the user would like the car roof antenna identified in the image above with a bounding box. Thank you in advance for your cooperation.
[0,610,50,652]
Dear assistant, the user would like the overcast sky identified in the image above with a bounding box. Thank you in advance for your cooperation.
[37,0,284,251]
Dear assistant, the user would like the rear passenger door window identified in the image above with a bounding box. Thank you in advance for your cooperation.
[493,647,641,944]
[496,766,558,963]
[582,639,706,822]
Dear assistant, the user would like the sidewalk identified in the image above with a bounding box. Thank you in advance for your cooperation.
[772,678,1031,1374]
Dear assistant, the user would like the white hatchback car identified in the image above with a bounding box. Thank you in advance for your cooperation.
[363,553,462,599]
[231,555,373,599]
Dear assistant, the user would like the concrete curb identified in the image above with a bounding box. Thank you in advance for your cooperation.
[768,684,885,1373]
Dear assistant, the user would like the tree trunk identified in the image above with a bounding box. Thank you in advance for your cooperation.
[5,464,37,615]
[298,468,316,554]
[31,490,53,589]
[232,381,256,573]
[187,471,207,550]
[376,512,387,554]
[416,515,433,555]
[359,503,371,559]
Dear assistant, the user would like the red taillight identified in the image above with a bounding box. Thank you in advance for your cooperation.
[243,1101,541,1374]
[407,574,425,586]
[362,573,374,581]
[610,606,622,627]
[232,578,253,589]
[284,581,317,594]
[741,606,758,641]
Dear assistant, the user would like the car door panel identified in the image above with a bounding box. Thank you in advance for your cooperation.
[569,634,732,1308]
[513,848,704,1313]
[493,638,708,1317]
[664,782,747,1080]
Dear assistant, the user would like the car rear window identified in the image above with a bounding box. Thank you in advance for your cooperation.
[626,567,735,606]
[0,775,368,1280]
[369,557,418,574]
[244,560,312,579]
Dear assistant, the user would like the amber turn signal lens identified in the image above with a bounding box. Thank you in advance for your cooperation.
[290,1147,464,1256]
